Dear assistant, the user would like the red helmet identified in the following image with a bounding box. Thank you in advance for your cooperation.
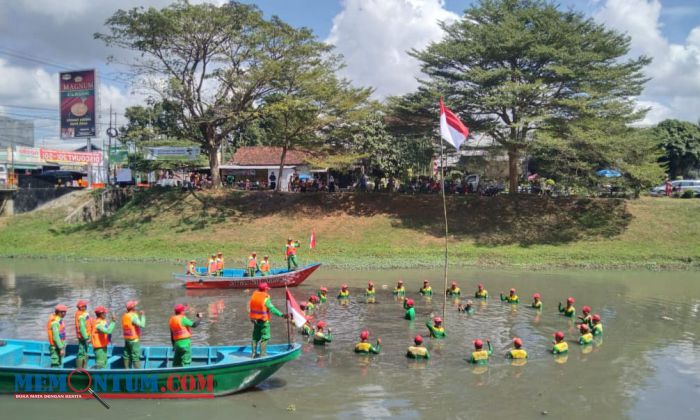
[310,295,320,303]
[126,300,138,310]
[398,280,404,284]
[316,321,326,329]
[173,304,187,314]
[75,300,88,308]
[258,282,270,291]
[95,306,108,314]
[414,335,423,344]
[299,303,307,310]
[478,283,484,289]
[509,288,516,293]
[567,297,575,304]
[341,284,348,289]
[451,281,457,287]
[405,298,414,307]
[360,330,369,340]
[55,304,68,312]
[320,287,328,292]
[592,314,601,322]
[433,316,442,324]
[554,331,565,340]
[473,339,483,349]
[582,306,591,314]
[579,324,590,332]
[532,293,541,299]
[368,281,374,287]
[423,279,429,284]
[513,337,523,347]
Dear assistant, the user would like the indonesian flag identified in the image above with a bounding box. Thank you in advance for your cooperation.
[286,288,308,328]
[310,230,316,249]
[439,98,469,150]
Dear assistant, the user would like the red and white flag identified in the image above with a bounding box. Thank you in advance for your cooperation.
[439,98,469,150]
[309,230,316,249]
[286,288,308,328]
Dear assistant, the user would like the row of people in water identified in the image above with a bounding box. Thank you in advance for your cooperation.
[303,281,602,328]
[297,317,598,364]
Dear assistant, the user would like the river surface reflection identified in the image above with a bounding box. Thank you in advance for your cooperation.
[0,259,698,419]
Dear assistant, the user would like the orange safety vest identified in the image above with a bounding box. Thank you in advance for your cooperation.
[91,318,110,349]
[248,290,270,321]
[74,310,93,340]
[207,259,217,273]
[169,315,192,341]
[216,257,223,271]
[122,312,141,341]
[47,314,66,347]
[260,261,270,272]
[286,243,297,257]
[247,256,257,268]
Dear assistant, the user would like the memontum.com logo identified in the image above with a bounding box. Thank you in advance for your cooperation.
[14,369,214,399]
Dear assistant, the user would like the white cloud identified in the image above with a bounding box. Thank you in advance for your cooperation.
[595,0,700,124]
[327,0,458,98]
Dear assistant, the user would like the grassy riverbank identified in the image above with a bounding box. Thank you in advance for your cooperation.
[0,189,698,269]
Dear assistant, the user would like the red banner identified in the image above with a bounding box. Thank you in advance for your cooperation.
[40,149,102,165]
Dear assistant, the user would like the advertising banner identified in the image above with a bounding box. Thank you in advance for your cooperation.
[146,146,200,161]
[40,149,103,165]
[59,70,96,139]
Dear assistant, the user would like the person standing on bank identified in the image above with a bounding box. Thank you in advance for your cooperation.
[122,300,146,369]
[248,282,286,358]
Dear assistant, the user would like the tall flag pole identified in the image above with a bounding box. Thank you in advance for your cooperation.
[438,97,470,323]
[285,286,308,349]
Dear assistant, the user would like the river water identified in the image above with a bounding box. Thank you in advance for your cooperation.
[0,259,698,419]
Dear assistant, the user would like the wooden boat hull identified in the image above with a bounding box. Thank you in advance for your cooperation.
[174,263,321,289]
[0,339,301,397]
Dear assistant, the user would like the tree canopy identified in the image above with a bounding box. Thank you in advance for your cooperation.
[654,119,700,179]
[403,0,651,192]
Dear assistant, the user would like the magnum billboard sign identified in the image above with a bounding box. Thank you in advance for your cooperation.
[59,70,96,139]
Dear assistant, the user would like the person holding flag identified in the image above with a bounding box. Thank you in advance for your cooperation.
[285,287,310,338]
[248,283,286,358]
[310,230,316,249]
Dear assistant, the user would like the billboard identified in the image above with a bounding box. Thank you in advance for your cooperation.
[146,146,200,161]
[59,70,96,139]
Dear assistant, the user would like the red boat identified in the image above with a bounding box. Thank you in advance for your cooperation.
[173,263,321,289]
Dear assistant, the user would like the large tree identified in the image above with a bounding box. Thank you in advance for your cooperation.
[654,119,700,179]
[96,1,329,186]
[255,24,371,191]
[407,0,650,193]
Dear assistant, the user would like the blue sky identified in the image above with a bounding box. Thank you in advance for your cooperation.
[1,0,699,147]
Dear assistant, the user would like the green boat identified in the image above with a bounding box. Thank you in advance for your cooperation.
[0,339,301,397]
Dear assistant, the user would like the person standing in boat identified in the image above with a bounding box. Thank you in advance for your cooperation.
[285,237,300,271]
[186,260,197,276]
[216,252,225,276]
[259,256,271,276]
[248,282,286,358]
[247,252,259,277]
[207,254,218,276]
[122,300,146,369]
[170,304,202,367]
[92,306,116,369]
[74,300,92,369]
[47,304,68,367]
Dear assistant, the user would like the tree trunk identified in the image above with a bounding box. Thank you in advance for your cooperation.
[508,149,519,194]
[275,143,288,192]
[209,145,222,187]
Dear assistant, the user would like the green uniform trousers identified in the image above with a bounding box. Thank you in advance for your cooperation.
[124,339,141,368]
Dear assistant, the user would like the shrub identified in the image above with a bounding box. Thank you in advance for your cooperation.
[681,189,695,199]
